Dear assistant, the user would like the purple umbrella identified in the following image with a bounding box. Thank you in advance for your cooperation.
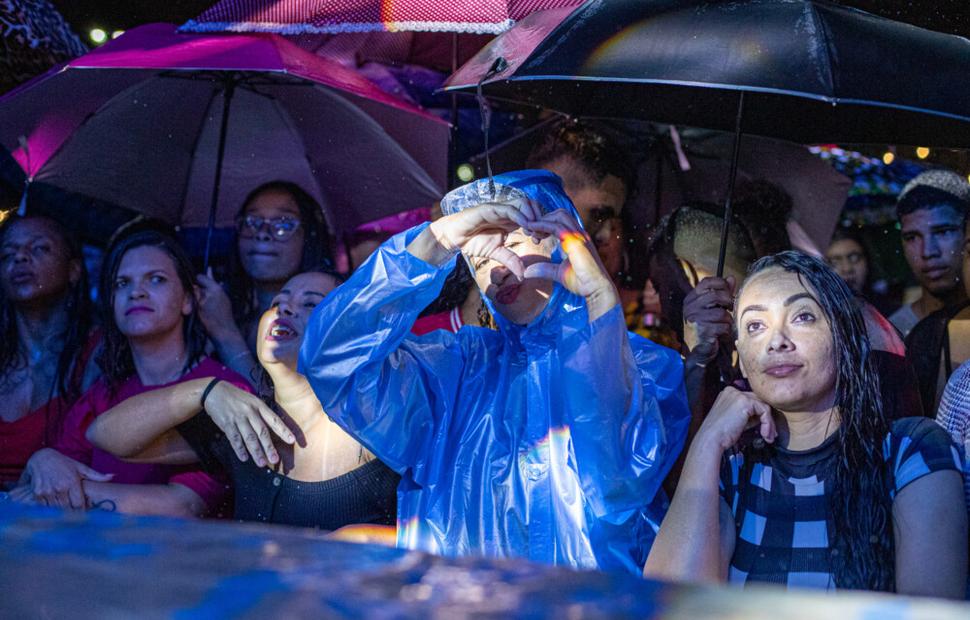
[0,23,448,262]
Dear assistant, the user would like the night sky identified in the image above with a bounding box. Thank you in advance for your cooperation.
[51,1,970,41]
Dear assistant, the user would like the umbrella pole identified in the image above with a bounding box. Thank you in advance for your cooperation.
[716,91,745,278]
[448,33,460,189]
[203,77,237,271]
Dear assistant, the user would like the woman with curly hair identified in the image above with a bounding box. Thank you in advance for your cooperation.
[196,181,333,385]
[645,251,967,597]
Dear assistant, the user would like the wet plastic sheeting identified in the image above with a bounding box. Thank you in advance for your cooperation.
[3,489,970,617]
[0,503,672,618]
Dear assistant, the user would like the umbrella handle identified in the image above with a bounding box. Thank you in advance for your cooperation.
[476,58,509,198]
[716,92,745,279]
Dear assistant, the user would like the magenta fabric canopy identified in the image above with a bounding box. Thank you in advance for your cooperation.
[0,23,448,239]
[181,0,585,36]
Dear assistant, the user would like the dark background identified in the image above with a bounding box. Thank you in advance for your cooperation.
[50,1,970,38]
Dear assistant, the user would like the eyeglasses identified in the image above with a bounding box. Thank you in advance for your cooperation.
[825,252,864,267]
[235,215,301,241]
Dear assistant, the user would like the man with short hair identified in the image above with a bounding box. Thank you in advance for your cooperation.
[889,169,969,337]
[525,122,636,287]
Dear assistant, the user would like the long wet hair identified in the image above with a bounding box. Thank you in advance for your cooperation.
[0,215,93,440]
[97,230,207,393]
[737,251,894,591]
[228,181,333,332]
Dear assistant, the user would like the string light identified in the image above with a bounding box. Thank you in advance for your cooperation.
[456,164,475,182]
[882,151,895,165]
[915,147,930,159]
[112,30,125,39]
[89,28,107,44]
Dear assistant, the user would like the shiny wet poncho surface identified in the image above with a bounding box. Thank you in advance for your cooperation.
[2,502,968,619]
[300,171,691,574]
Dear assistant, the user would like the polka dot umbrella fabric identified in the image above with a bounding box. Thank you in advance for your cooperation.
[181,0,585,35]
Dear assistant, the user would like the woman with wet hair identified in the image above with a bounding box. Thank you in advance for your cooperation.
[0,215,100,486]
[15,230,241,516]
[645,251,967,597]
[196,181,333,384]
[86,270,399,531]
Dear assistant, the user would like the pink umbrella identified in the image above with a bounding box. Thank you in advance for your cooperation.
[0,23,448,262]
[181,0,585,36]
[181,1,584,191]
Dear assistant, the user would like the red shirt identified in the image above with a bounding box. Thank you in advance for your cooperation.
[0,332,101,485]
[0,398,68,485]
[411,307,464,336]
[53,357,251,513]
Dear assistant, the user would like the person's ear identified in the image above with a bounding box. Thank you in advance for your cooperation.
[183,285,197,316]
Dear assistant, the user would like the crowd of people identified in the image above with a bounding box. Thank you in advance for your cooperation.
[0,121,968,598]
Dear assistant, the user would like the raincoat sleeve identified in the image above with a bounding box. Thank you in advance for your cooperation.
[299,223,464,476]
[560,305,689,523]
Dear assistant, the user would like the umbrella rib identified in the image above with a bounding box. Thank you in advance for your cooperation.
[805,2,837,97]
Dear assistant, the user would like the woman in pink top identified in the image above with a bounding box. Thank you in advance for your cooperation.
[13,230,246,516]
[0,215,100,486]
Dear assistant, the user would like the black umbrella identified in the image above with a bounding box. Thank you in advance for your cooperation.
[446,0,970,275]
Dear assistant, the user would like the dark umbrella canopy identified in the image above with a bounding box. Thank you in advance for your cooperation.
[447,0,970,147]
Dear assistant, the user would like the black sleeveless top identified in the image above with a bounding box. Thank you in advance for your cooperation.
[177,413,399,530]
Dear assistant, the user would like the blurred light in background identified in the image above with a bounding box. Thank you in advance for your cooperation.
[456,164,475,183]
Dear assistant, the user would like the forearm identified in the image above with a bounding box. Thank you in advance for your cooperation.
[893,471,968,599]
[208,328,258,387]
[644,435,726,583]
[82,481,207,518]
[86,379,211,456]
[300,225,452,413]
[585,285,620,324]
[407,222,458,266]
[300,226,454,471]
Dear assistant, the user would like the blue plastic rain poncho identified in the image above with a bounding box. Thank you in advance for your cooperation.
[300,170,689,574]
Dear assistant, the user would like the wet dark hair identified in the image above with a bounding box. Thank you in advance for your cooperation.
[525,120,636,198]
[737,251,893,591]
[0,215,93,440]
[731,179,793,258]
[419,260,474,318]
[97,230,207,393]
[228,181,334,331]
[897,186,969,221]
